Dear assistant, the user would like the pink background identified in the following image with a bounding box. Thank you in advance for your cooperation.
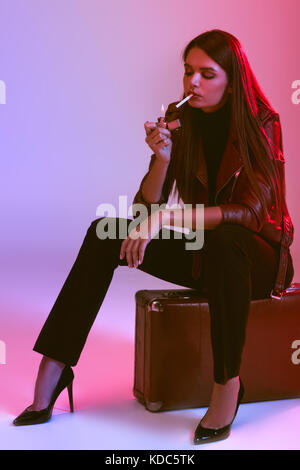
[0,0,299,450]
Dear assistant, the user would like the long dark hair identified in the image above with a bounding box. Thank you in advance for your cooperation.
[164,29,282,218]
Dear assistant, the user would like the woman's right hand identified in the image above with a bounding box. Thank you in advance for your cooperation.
[144,121,173,164]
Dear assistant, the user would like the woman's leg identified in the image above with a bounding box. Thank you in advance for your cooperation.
[28,217,199,410]
[202,223,293,385]
[32,218,199,366]
[199,222,294,428]
[28,216,294,419]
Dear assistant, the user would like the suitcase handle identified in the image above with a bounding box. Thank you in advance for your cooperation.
[161,290,204,299]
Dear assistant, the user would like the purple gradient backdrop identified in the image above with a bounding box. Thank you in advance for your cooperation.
[0,0,299,450]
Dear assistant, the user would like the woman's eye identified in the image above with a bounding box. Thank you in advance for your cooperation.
[184,72,214,79]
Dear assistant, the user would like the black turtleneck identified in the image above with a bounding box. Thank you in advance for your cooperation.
[195,96,232,206]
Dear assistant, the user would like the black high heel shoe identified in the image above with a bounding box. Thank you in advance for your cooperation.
[193,377,244,445]
[12,365,74,426]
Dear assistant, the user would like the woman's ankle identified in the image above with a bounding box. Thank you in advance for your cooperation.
[41,355,66,369]
[31,357,66,409]
[214,376,239,387]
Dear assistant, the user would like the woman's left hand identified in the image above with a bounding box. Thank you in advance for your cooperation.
[120,211,163,268]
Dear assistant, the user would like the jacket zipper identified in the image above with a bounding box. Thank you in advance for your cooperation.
[214,165,243,206]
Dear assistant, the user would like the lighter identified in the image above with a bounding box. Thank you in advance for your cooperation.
[156,104,181,132]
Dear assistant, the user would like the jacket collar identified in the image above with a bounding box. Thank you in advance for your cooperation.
[196,110,243,196]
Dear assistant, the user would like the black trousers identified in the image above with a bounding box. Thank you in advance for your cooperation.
[33,217,294,384]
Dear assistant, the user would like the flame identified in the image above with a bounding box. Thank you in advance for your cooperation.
[161,103,165,115]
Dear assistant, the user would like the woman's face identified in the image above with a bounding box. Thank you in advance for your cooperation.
[183,47,231,113]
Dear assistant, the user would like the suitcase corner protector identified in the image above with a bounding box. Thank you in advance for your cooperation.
[145,400,164,412]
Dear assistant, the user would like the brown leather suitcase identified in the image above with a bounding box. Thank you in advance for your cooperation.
[133,284,300,412]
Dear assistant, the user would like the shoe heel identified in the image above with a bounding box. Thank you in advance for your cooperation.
[193,376,245,445]
[67,380,74,413]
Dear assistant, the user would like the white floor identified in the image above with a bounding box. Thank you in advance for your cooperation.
[1,252,299,450]
[2,398,300,450]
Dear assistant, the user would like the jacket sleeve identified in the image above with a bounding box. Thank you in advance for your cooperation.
[132,102,179,214]
[219,113,284,233]
[132,153,168,213]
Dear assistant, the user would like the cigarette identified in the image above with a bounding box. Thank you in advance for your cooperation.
[175,93,194,108]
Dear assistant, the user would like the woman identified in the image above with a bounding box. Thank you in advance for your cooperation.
[13,29,294,445]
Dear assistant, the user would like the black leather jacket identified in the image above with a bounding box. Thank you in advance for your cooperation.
[133,101,294,298]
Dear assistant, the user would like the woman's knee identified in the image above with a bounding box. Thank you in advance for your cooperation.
[84,217,112,245]
[85,217,104,241]
[285,251,294,288]
[87,217,127,237]
[86,217,133,256]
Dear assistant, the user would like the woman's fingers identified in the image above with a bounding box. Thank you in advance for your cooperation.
[124,238,134,268]
[145,129,171,146]
[120,237,139,268]
[153,131,170,142]
[131,240,147,268]
[144,121,156,136]
[146,127,171,140]
[120,237,146,268]
[132,242,141,268]
[145,121,170,137]
[138,241,147,266]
